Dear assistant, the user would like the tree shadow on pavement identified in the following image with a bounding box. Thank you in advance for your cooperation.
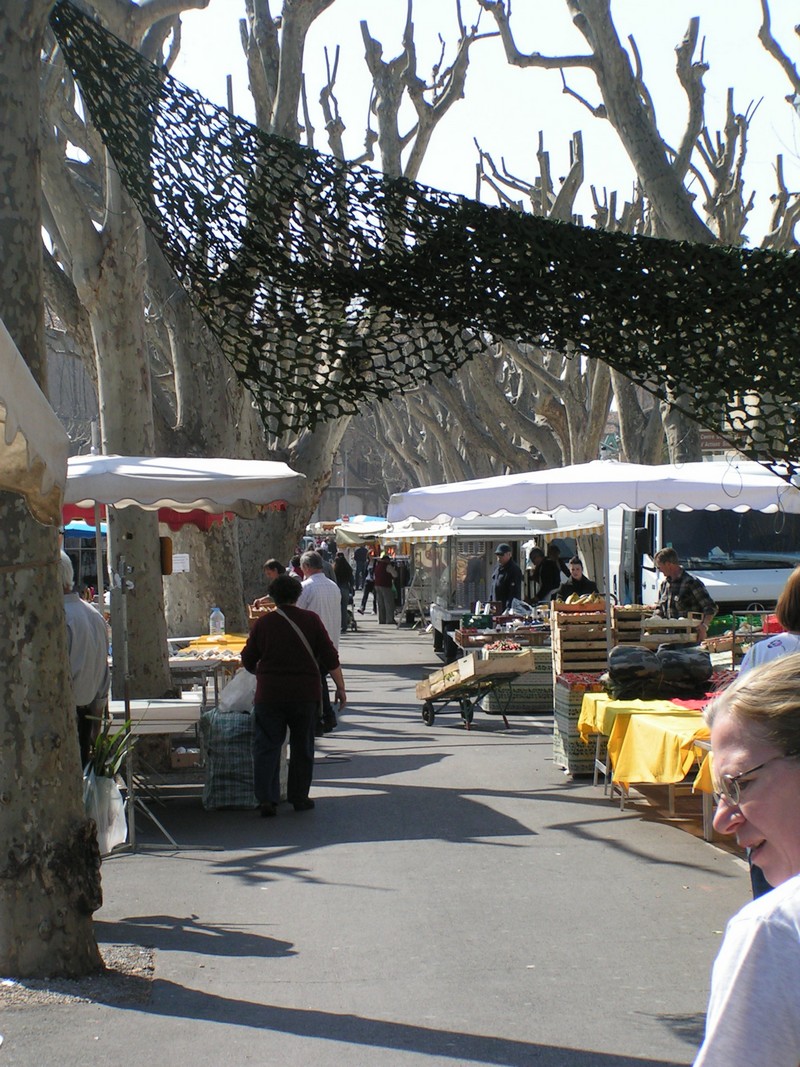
[77,976,692,1067]
[94,914,295,958]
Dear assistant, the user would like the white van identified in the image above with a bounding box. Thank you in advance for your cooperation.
[611,507,800,611]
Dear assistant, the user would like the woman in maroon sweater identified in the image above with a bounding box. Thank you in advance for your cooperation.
[241,574,346,816]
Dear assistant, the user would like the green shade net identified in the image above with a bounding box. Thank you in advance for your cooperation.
[50,1,800,479]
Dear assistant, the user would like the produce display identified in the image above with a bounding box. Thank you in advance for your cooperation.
[483,639,523,651]
[554,593,605,607]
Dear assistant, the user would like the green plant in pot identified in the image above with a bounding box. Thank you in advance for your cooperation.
[86,717,135,778]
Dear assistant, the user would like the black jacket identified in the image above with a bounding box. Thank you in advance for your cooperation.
[553,574,599,600]
[490,559,523,610]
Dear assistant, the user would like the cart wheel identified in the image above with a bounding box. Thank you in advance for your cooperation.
[460,698,474,725]
[422,701,435,726]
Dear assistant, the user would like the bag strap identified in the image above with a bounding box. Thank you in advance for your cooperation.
[274,607,317,669]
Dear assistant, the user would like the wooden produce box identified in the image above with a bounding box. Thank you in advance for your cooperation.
[612,605,655,645]
[551,611,608,674]
[454,628,550,650]
[640,614,700,648]
[416,650,537,700]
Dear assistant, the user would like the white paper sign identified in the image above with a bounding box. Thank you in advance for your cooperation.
[171,553,190,573]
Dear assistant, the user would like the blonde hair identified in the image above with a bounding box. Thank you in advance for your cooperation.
[705,652,800,756]
[775,565,800,632]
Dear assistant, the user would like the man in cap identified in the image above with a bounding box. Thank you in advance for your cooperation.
[490,543,523,612]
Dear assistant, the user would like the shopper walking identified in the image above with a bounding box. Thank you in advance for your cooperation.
[242,574,346,816]
[373,553,398,624]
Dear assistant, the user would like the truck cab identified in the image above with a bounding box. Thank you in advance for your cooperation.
[631,508,800,612]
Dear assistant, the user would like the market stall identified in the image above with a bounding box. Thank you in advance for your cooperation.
[389,458,800,769]
[0,315,69,525]
[65,454,306,846]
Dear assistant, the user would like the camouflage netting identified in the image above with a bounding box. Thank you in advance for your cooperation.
[51,1,800,477]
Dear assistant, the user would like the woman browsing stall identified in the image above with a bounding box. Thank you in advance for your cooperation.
[241,573,346,817]
[693,653,800,1065]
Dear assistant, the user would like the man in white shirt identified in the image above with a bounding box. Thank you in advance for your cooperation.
[61,551,110,767]
[298,551,342,731]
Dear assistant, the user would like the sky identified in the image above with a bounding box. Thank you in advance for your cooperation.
[171,1,800,244]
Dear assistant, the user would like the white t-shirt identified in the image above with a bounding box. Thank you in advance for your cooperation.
[694,873,800,1066]
[63,592,110,706]
[298,571,341,650]
[739,632,800,676]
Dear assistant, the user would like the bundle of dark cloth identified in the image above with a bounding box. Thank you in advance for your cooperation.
[604,645,712,701]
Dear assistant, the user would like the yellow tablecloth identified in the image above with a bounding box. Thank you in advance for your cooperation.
[577,693,688,743]
[607,711,710,788]
[182,633,247,657]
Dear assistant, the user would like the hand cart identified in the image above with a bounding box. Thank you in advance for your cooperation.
[415,650,538,730]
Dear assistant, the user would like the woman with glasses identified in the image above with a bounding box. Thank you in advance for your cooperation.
[693,653,800,1065]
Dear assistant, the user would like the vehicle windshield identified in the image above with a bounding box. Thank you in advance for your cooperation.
[662,510,800,570]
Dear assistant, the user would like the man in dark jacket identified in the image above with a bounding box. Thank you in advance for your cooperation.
[490,543,523,611]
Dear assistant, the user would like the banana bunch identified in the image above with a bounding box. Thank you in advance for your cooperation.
[564,593,604,605]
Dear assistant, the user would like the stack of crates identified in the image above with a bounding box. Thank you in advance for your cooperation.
[482,646,554,716]
[551,609,608,674]
[553,672,606,775]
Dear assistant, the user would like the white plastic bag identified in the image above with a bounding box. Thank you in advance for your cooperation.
[218,667,257,712]
[510,598,536,616]
[84,769,127,855]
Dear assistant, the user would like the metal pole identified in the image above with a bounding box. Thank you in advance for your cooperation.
[90,420,106,609]
[604,508,613,658]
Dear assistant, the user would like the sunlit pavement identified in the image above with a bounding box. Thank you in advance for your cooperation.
[3,614,748,1067]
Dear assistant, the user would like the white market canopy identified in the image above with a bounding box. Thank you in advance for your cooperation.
[335,515,387,546]
[65,454,306,516]
[387,460,800,523]
[384,511,558,544]
[0,317,69,525]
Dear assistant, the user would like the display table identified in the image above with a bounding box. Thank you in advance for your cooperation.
[577,691,715,839]
[607,710,710,788]
[109,695,204,735]
[180,633,247,658]
[429,604,467,659]
[108,696,206,849]
[168,656,226,707]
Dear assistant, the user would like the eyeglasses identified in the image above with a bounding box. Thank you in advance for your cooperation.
[712,753,794,806]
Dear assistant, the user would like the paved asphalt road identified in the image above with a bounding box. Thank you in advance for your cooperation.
[2,614,748,1066]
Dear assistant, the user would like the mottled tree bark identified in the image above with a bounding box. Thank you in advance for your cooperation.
[0,0,103,978]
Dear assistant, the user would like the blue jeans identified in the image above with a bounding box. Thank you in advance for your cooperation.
[252,699,316,805]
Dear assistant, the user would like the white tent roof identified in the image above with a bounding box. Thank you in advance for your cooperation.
[65,454,306,515]
[387,460,800,522]
[0,317,69,525]
[387,511,557,541]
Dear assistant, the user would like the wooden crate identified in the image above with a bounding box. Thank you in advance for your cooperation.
[612,605,655,645]
[640,614,701,648]
[416,650,537,700]
[454,628,550,650]
[551,611,608,674]
[553,672,607,774]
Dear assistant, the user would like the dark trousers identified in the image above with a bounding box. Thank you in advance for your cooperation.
[253,700,316,805]
[77,704,94,769]
[360,578,376,612]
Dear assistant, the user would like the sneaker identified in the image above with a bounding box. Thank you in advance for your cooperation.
[292,798,315,812]
[357,608,365,615]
